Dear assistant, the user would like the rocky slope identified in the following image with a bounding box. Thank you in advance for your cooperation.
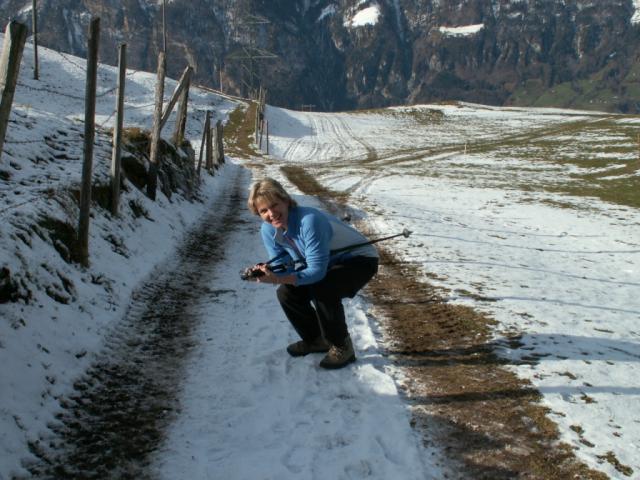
[3,0,640,112]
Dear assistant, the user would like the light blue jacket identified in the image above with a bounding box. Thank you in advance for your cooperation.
[260,206,378,286]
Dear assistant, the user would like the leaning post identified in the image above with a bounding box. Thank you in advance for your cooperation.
[0,21,28,163]
[159,65,191,130]
[173,70,191,145]
[78,17,100,266]
[196,110,210,177]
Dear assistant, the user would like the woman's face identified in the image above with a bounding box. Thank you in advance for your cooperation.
[255,196,289,230]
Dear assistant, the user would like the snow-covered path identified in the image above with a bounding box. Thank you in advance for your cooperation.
[151,174,444,479]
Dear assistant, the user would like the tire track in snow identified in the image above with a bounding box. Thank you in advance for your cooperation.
[282,113,374,165]
[281,113,319,162]
[338,115,378,163]
[300,114,322,162]
[25,166,248,479]
[281,133,306,161]
[315,114,384,196]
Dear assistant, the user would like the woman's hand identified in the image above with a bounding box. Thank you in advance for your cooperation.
[255,264,296,285]
[255,263,276,283]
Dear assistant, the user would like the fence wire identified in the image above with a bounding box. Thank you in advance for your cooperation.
[1,21,218,223]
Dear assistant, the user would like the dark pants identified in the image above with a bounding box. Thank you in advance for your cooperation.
[276,256,379,346]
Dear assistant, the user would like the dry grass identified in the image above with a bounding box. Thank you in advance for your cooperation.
[224,102,261,159]
[367,248,608,479]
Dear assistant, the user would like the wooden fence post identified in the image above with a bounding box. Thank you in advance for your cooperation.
[265,120,269,156]
[147,51,166,200]
[110,43,126,217]
[0,21,28,163]
[173,70,190,145]
[78,17,100,266]
[216,119,224,165]
[197,110,210,177]
[32,0,38,80]
[206,122,213,171]
[254,102,259,144]
[212,119,220,167]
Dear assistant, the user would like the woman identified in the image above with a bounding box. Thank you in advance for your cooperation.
[247,178,379,369]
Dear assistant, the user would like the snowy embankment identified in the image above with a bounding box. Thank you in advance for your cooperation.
[0,37,237,476]
[265,104,640,478]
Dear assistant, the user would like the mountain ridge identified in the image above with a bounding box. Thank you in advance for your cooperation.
[3,0,640,112]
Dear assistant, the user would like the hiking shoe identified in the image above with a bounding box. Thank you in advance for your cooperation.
[319,336,356,369]
[286,337,331,357]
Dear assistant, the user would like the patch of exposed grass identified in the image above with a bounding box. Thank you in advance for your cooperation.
[570,424,585,435]
[355,107,445,126]
[406,115,640,209]
[456,288,498,303]
[509,65,638,113]
[366,247,607,480]
[597,451,634,477]
[582,157,640,180]
[37,216,80,264]
[544,175,640,209]
[224,103,261,159]
[280,165,349,204]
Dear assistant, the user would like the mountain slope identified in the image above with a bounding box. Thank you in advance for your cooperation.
[3,0,640,112]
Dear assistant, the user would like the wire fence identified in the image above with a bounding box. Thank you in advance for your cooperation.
[0,15,229,243]
[3,99,198,147]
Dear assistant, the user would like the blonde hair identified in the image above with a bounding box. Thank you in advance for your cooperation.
[247,177,297,215]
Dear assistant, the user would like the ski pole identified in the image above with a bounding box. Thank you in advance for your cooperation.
[263,228,411,262]
[329,228,412,256]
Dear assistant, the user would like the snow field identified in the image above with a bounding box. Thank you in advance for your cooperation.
[266,103,640,478]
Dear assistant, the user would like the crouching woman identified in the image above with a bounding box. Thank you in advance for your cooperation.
[247,178,379,369]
